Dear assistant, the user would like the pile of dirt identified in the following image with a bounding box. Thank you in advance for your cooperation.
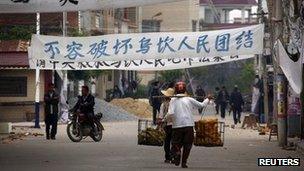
[110,98,152,119]
[69,98,137,122]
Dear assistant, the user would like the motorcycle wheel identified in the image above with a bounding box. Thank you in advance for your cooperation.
[67,122,83,142]
[91,121,103,142]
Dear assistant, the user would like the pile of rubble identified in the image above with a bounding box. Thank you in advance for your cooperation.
[110,98,152,119]
[69,98,137,122]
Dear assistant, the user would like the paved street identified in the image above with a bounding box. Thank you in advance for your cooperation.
[0,117,303,171]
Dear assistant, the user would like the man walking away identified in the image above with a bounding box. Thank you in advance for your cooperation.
[230,85,244,125]
[195,85,206,113]
[214,87,220,115]
[167,81,211,168]
[217,86,229,119]
[44,83,59,140]
[149,81,161,125]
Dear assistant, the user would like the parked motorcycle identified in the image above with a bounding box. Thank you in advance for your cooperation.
[67,111,104,142]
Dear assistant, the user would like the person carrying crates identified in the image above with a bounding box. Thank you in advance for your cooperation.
[157,87,175,163]
[167,81,212,168]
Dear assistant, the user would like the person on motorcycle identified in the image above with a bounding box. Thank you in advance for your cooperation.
[72,85,96,134]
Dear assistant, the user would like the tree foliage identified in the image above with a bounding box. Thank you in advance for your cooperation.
[186,60,255,94]
[0,25,34,40]
[68,70,110,81]
[159,69,184,82]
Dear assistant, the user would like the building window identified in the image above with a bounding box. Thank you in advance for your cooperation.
[0,77,27,97]
[142,20,161,33]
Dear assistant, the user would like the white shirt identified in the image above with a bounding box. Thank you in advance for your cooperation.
[168,95,210,129]
[158,101,173,126]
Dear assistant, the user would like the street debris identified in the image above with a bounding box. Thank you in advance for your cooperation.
[258,126,269,135]
[110,98,152,118]
[1,132,44,144]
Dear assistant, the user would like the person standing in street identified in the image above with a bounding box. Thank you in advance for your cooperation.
[157,88,175,163]
[230,85,244,125]
[44,83,59,140]
[195,85,206,113]
[167,81,211,168]
[217,86,229,119]
[214,87,220,115]
[149,81,162,125]
[112,85,122,99]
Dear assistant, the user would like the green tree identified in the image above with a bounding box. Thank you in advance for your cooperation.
[68,70,110,81]
[0,25,35,40]
[224,61,255,94]
[159,69,184,82]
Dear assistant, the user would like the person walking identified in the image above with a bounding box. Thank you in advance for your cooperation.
[157,88,175,163]
[230,85,244,125]
[167,81,211,168]
[214,87,220,115]
[149,81,162,125]
[44,83,59,140]
[217,86,229,119]
[195,85,206,113]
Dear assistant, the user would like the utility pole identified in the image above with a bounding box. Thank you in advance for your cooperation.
[273,0,287,147]
[34,13,41,128]
[301,63,304,140]
[62,11,69,109]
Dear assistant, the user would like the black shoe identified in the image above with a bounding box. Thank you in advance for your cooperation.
[181,163,188,168]
[46,136,50,140]
[174,155,181,166]
[164,160,171,163]
[51,137,56,140]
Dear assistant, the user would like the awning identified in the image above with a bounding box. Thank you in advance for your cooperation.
[0,52,29,69]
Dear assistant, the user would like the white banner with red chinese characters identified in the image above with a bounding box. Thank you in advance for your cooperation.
[29,54,254,70]
[0,0,184,13]
[29,24,264,66]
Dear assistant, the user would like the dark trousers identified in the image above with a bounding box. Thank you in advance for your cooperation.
[220,102,227,119]
[215,103,219,114]
[86,113,95,131]
[45,114,58,138]
[164,125,172,161]
[152,105,160,125]
[171,127,194,165]
[233,108,242,125]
